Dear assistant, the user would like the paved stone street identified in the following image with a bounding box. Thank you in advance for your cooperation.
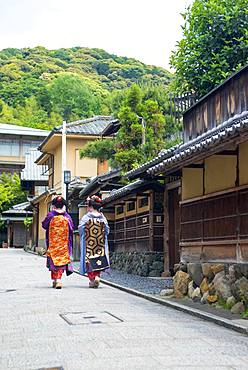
[0,249,248,370]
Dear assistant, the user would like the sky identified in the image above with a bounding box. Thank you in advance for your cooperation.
[0,0,192,70]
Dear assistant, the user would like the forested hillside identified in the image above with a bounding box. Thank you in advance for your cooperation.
[0,46,172,129]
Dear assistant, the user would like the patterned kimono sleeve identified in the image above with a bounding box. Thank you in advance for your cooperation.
[78,215,89,275]
[42,212,54,230]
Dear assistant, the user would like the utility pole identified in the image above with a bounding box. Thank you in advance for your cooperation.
[61,120,67,198]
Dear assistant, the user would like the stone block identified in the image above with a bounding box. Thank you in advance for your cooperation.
[232,276,248,306]
[226,296,236,309]
[187,263,203,286]
[233,263,248,279]
[231,302,245,314]
[213,273,232,301]
[200,277,209,294]
[202,263,214,279]
[160,289,174,297]
[188,280,194,299]
[201,291,209,304]
[173,271,190,298]
[191,287,201,302]
[211,264,224,275]
[207,294,218,304]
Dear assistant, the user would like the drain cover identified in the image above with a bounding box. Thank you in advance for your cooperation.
[60,311,123,325]
[0,289,17,293]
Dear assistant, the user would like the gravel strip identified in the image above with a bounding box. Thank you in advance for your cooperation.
[73,262,172,294]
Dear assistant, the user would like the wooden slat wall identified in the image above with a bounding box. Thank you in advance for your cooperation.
[113,191,164,252]
[180,187,248,262]
[183,68,248,142]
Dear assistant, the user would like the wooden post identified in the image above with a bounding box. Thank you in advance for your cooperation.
[162,187,170,276]
[149,191,154,252]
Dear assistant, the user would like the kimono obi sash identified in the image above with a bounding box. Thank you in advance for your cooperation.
[85,218,106,262]
[47,215,70,266]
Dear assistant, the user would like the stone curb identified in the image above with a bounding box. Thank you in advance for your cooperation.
[74,269,248,336]
[26,251,248,336]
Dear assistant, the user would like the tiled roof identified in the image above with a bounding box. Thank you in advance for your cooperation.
[79,169,121,198]
[102,179,163,205]
[1,202,32,215]
[126,143,182,180]
[21,149,48,182]
[101,120,120,136]
[0,123,49,137]
[39,116,119,151]
[148,111,248,176]
[55,116,118,135]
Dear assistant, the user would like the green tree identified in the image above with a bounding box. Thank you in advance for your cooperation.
[14,96,51,129]
[170,0,248,97]
[0,173,27,214]
[80,84,178,172]
[48,74,101,121]
[80,139,115,162]
[0,46,172,129]
[0,99,17,123]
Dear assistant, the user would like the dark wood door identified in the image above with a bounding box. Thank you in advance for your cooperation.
[168,188,180,273]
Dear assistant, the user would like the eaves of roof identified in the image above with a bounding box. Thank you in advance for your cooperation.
[0,123,49,137]
[38,116,117,151]
[148,111,248,176]
[79,170,121,198]
[1,210,32,215]
[30,188,56,205]
[1,202,31,214]
[101,119,120,136]
[126,143,182,180]
[102,179,163,205]
[0,216,30,221]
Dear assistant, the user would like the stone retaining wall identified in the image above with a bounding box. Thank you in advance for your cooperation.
[110,251,164,277]
[171,262,248,315]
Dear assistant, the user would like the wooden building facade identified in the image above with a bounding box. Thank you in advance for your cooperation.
[146,64,248,267]
[102,180,164,253]
[0,202,32,248]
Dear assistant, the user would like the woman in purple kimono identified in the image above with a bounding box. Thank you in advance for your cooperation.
[42,196,74,289]
[78,195,110,288]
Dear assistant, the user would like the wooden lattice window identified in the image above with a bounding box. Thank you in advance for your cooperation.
[127,201,135,212]
[116,205,124,215]
[138,196,149,208]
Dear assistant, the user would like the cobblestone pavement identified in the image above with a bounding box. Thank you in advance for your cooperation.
[1,249,248,370]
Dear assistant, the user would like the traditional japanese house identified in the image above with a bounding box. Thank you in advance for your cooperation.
[145,65,248,270]
[32,116,118,249]
[126,147,182,275]
[126,64,248,275]
[0,123,48,175]
[0,202,32,248]
[100,179,165,276]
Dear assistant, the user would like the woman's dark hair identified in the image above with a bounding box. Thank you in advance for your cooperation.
[88,195,102,211]
[52,196,66,209]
